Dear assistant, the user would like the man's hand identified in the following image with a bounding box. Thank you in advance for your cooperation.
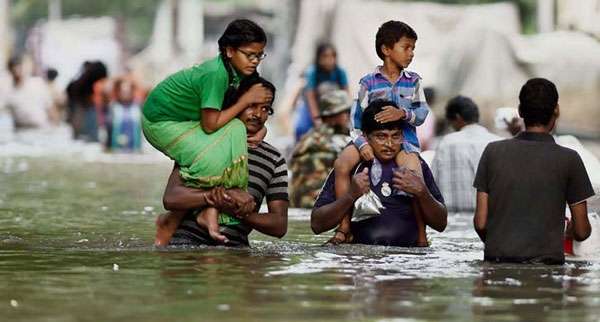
[208,187,255,218]
[348,168,371,200]
[359,144,374,161]
[392,167,426,197]
[375,105,406,123]
[504,116,523,136]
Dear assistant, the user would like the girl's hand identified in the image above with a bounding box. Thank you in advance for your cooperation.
[359,144,374,161]
[241,84,273,106]
[375,105,406,123]
[247,126,267,148]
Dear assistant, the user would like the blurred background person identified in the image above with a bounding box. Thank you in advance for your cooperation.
[4,55,59,130]
[431,95,502,213]
[105,77,142,152]
[294,42,350,141]
[289,90,352,208]
[417,87,438,151]
[45,68,67,122]
[66,60,108,142]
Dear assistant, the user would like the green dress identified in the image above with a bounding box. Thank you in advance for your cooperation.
[142,55,247,225]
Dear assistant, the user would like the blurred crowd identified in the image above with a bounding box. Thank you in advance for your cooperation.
[2,55,148,153]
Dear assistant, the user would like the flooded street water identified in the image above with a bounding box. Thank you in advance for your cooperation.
[1,126,599,322]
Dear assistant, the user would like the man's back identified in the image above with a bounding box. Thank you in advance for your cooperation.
[474,132,594,263]
[432,124,502,212]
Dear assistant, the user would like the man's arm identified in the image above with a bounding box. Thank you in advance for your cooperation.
[162,164,254,216]
[569,201,591,241]
[392,168,447,232]
[244,200,288,238]
[311,168,370,234]
[473,191,488,242]
[163,164,211,211]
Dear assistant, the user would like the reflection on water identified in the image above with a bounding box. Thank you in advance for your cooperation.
[0,149,599,321]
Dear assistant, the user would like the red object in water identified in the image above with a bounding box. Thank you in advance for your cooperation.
[563,217,574,255]
[563,236,574,255]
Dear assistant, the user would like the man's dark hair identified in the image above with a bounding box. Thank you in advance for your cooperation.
[375,20,417,60]
[445,95,479,123]
[518,78,558,127]
[362,100,404,134]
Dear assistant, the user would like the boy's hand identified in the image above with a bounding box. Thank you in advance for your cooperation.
[241,84,273,105]
[359,144,374,161]
[247,126,267,148]
[375,105,406,123]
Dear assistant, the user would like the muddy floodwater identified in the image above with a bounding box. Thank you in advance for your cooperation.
[0,128,599,322]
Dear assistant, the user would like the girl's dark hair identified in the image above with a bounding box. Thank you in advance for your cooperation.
[313,42,343,87]
[518,78,558,127]
[224,73,276,115]
[218,19,267,110]
[314,42,336,67]
[375,20,417,60]
[362,100,404,134]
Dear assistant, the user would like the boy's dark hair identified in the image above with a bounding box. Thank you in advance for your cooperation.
[445,95,479,123]
[362,99,404,134]
[375,20,417,60]
[228,74,276,115]
[518,78,558,127]
[218,19,267,111]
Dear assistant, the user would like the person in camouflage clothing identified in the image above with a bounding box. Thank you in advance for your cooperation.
[290,90,352,208]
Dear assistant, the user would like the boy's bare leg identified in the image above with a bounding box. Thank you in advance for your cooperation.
[396,151,428,247]
[196,207,229,244]
[155,210,187,246]
[324,146,361,246]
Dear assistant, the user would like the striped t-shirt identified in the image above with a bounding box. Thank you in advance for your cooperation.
[170,141,289,247]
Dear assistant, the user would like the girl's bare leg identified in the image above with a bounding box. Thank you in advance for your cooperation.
[155,210,187,245]
[196,207,229,244]
[396,151,428,247]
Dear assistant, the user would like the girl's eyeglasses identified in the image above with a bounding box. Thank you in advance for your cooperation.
[237,49,267,61]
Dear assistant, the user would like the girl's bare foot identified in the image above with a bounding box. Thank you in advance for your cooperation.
[196,208,229,244]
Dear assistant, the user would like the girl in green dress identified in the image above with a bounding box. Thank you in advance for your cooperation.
[142,19,272,245]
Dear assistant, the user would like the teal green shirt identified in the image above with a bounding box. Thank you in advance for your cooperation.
[143,55,242,122]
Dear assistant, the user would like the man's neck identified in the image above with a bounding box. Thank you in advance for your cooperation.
[524,126,551,134]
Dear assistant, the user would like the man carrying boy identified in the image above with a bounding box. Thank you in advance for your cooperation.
[473,78,593,264]
[329,20,430,246]
[311,100,447,246]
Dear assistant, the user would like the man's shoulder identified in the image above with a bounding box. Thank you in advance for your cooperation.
[253,141,284,160]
